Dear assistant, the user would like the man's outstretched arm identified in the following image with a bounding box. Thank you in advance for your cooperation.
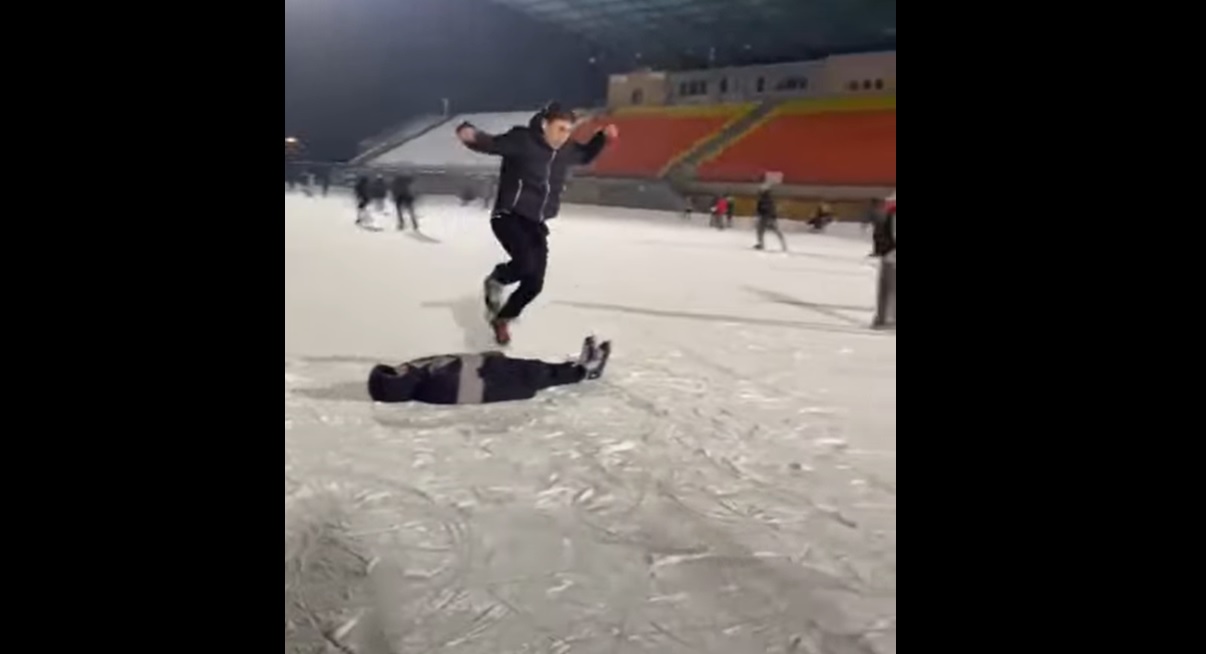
[457,122,523,157]
[574,124,619,165]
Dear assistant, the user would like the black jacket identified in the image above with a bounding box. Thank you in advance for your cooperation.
[369,177,388,200]
[459,119,608,222]
[391,175,414,201]
[756,190,777,220]
[369,354,495,405]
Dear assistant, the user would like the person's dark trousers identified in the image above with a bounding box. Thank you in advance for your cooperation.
[395,199,418,230]
[756,216,787,250]
[481,356,585,403]
[873,258,896,327]
[489,212,549,320]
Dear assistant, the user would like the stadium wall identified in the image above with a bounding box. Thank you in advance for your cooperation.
[608,52,895,109]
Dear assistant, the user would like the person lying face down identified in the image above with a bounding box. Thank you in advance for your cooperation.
[368,336,611,405]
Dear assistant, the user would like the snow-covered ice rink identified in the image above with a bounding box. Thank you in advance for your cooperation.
[285,193,896,654]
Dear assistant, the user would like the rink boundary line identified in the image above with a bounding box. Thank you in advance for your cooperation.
[555,301,893,337]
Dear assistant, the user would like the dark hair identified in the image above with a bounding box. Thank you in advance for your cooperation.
[541,102,577,123]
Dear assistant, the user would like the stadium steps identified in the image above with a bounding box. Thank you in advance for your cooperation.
[661,99,785,181]
[693,94,896,185]
[350,115,453,166]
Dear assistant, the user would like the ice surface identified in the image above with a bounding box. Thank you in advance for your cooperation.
[285,193,896,654]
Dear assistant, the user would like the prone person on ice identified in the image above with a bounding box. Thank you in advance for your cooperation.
[368,336,611,405]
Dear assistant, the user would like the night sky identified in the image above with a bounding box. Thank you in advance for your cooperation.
[285,0,610,161]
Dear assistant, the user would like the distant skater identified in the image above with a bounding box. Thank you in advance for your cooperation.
[391,174,419,231]
[871,202,896,329]
[456,102,618,346]
[370,175,388,214]
[754,185,788,251]
[808,201,835,232]
[369,336,612,405]
[711,195,728,230]
[353,175,372,226]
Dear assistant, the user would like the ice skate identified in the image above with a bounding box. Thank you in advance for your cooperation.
[577,336,612,380]
[490,318,512,346]
[483,275,504,317]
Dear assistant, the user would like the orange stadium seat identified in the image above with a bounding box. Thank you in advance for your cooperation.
[574,106,750,177]
[699,108,896,186]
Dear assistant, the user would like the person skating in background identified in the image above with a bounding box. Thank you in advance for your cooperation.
[368,336,612,405]
[353,175,372,226]
[808,201,835,232]
[871,201,896,329]
[725,194,735,229]
[457,102,618,346]
[862,198,883,233]
[710,195,728,230]
[370,174,388,214]
[754,185,788,251]
[391,174,419,231]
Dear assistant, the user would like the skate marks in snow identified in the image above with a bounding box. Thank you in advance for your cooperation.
[556,300,891,337]
[286,358,894,653]
[285,489,389,654]
[293,381,370,404]
[743,287,873,327]
[600,347,895,532]
[285,479,488,654]
[635,238,864,264]
[406,231,442,245]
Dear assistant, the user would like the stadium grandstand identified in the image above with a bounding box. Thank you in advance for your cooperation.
[312,0,896,222]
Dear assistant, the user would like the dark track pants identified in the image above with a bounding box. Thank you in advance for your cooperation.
[489,212,549,321]
[873,259,896,327]
[756,216,787,250]
[480,357,585,403]
[394,198,418,230]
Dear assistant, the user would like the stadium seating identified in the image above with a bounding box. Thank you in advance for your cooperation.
[697,96,896,186]
[573,104,754,178]
[371,111,537,170]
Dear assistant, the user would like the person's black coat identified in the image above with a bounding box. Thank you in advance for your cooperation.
[756,190,777,220]
[391,176,414,202]
[369,354,493,405]
[369,177,388,200]
[459,120,608,222]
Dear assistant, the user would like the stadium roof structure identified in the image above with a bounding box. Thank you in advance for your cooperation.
[485,0,896,69]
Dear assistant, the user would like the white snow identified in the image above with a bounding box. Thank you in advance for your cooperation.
[285,192,896,654]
